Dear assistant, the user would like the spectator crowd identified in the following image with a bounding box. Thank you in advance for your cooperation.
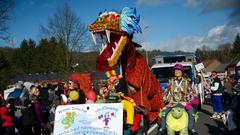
[0,80,89,135]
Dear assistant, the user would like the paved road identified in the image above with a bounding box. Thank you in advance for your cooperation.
[195,103,237,135]
[148,103,237,135]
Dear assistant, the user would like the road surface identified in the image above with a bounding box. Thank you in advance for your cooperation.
[195,103,238,135]
[148,103,238,135]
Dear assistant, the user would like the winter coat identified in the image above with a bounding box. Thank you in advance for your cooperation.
[21,106,34,126]
[0,106,14,127]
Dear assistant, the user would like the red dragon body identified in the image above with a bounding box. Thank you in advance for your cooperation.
[89,7,164,122]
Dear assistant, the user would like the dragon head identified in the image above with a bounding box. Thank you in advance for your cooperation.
[89,7,142,71]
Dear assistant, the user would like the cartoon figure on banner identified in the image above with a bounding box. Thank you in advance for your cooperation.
[98,112,115,129]
[61,112,78,129]
[98,69,143,132]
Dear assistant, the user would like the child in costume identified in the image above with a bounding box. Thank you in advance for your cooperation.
[205,71,224,119]
[100,69,142,132]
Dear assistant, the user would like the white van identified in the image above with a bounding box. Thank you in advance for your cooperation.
[151,62,204,109]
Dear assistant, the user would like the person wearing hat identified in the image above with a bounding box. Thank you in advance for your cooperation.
[159,63,198,135]
[62,80,86,104]
[205,71,224,119]
[102,69,128,99]
[103,69,142,132]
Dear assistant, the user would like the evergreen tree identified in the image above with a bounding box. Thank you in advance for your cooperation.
[232,34,240,57]
[48,37,59,72]
[0,51,12,92]
[36,37,68,73]
[56,38,68,72]
[16,39,37,73]
[36,38,49,73]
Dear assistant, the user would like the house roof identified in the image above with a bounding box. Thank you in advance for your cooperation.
[203,59,222,72]
[215,63,228,73]
[226,55,240,67]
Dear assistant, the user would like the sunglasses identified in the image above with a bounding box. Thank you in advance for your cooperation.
[211,74,217,76]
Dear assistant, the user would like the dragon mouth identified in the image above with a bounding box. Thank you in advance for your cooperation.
[91,30,128,71]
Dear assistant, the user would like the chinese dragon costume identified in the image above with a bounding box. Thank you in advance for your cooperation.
[89,7,164,122]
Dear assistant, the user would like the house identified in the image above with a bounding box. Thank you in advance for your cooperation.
[202,59,228,78]
[226,55,240,77]
[203,59,221,72]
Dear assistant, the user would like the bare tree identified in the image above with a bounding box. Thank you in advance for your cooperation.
[40,3,87,51]
[40,3,88,67]
[0,0,15,41]
[218,43,232,52]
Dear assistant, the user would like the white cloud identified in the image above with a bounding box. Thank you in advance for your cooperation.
[141,24,240,52]
[133,0,240,52]
[207,25,225,38]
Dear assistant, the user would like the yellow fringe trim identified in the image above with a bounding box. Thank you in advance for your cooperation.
[108,36,128,67]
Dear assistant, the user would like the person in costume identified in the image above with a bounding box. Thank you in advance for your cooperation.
[89,7,164,124]
[205,71,224,119]
[159,63,198,135]
[101,69,128,100]
[101,69,143,132]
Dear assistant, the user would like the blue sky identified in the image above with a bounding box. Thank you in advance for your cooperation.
[3,0,240,51]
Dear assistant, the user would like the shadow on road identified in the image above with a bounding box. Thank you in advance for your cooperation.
[200,107,212,116]
[196,103,240,135]
[204,123,225,135]
[205,122,238,135]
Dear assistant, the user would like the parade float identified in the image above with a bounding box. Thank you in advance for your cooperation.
[54,7,164,135]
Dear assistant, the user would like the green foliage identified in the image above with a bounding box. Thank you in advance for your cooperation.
[11,37,69,74]
[0,51,12,92]
[12,39,37,73]
[232,34,240,57]
[36,37,68,73]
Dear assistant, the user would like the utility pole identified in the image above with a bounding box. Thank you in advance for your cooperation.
[146,49,149,65]
[143,25,149,66]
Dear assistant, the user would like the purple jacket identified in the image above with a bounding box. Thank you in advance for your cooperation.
[32,101,43,123]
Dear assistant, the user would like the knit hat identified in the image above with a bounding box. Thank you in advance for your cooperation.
[173,63,184,72]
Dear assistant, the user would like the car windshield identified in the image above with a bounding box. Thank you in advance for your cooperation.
[152,66,193,83]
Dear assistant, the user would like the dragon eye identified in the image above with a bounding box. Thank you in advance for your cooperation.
[97,17,103,22]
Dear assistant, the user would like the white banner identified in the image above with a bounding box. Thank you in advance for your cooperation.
[195,63,205,72]
[53,103,123,135]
